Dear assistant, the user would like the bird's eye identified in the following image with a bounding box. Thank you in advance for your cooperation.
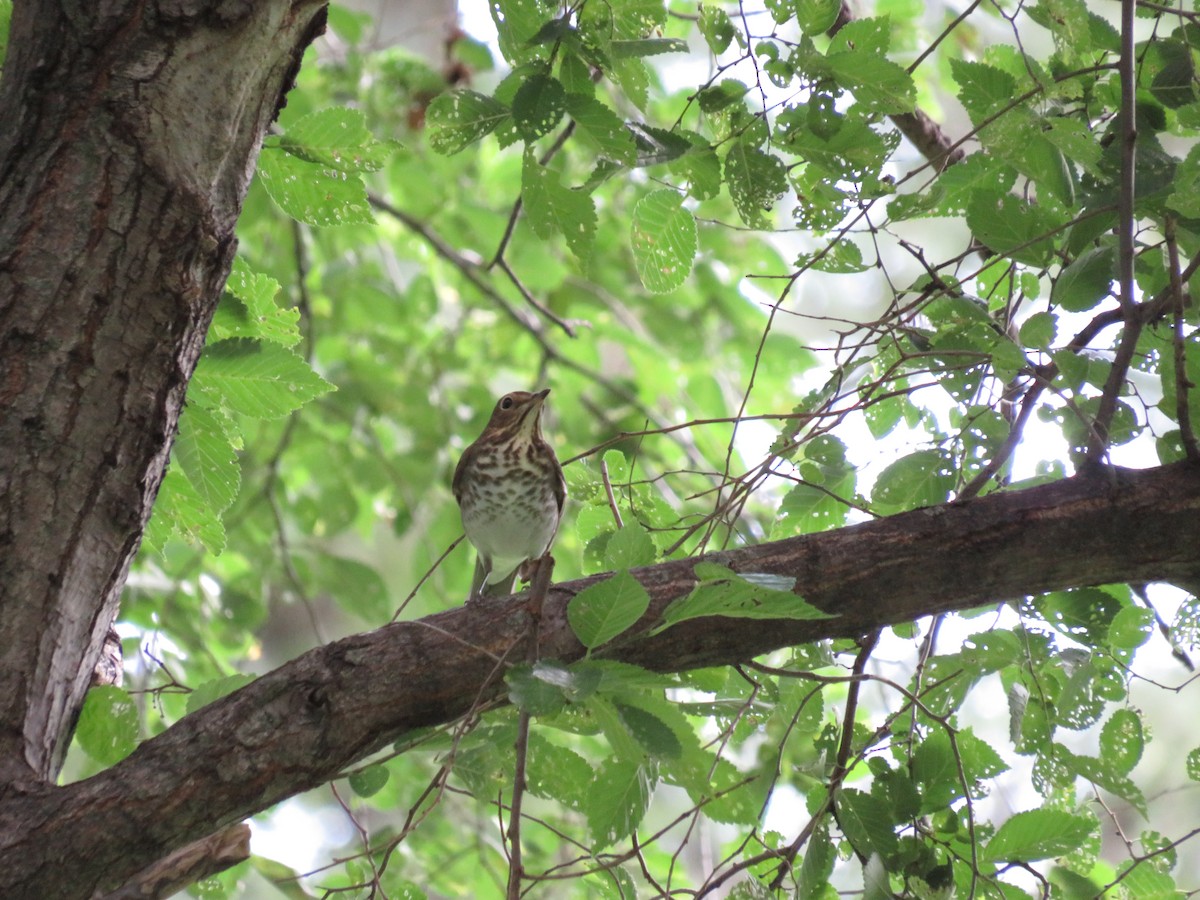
[500,396,514,410]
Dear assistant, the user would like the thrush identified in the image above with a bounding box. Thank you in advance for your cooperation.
[453,389,566,600]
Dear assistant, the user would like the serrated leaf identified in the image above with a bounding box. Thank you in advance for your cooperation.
[568,570,651,649]
[152,465,226,553]
[1019,311,1057,350]
[521,151,597,262]
[526,732,593,809]
[725,142,786,228]
[836,788,899,858]
[870,449,956,514]
[659,565,829,630]
[611,38,688,58]
[512,72,566,140]
[173,404,240,516]
[256,146,373,227]
[826,52,916,114]
[585,758,653,847]
[985,809,1096,862]
[1100,708,1143,775]
[279,107,392,173]
[349,764,390,798]
[1108,605,1153,650]
[798,823,835,897]
[605,524,657,569]
[213,257,300,347]
[564,93,636,164]
[614,702,682,759]
[191,339,335,420]
[796,0,841,35]
[426,90,510,154]
[1053,247,1115,313]
[1187,746,1200,781]
[75,686,139,766]
[698,5,735,54]
[631,189,696,293]
[965,192,1058,267]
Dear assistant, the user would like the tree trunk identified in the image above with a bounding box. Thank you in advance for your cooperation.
[0,0,327,786]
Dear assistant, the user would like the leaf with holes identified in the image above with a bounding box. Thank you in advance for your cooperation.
[631,190,696,293]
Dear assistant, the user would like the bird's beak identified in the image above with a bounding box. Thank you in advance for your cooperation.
[534,388,550,402]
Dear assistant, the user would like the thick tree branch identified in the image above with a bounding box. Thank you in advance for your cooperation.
[1,460,1197,897]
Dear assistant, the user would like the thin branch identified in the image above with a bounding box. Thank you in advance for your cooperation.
[600,458,625,529]
[1088,0,1141,461]
[1166,216,1200,459]
[505,554,555,899]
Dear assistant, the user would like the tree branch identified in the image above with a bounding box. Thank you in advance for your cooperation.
[2,460,1198,897]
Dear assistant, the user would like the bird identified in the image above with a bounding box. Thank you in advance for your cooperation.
[452,389,566,600]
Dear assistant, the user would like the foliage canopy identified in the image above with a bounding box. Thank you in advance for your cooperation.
[48,0,1200,896]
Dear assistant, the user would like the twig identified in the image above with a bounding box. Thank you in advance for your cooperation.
[494,255,579,338]
[1165,217,1200,459]
[1088,0,1140,461]
[599,458,625,528]
[506,554,556,899]
[489,121,577,268]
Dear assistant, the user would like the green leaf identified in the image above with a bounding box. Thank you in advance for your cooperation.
[191,339,335,420]
[1187,746,1200,781]
[256,144,374,227]
[1108,605,1153,650]
[1112,863,1180,899]
[605,523,657,569]
[725,142,787,228]
[213,257,300,347]
[585,758,653,847]
[349,764,390,798]
[951,59,1017,123]
[526,733,593,811]
[611,38,689,58]
[1151,37,1198,110]
[836,788,899,859]
[568,571,651,649]
[512,71,567,140]
[826,52,916,115]
[630,189,697,293]
[521,151,598,262]
[796,0,841,35]
[173,404,240,517]
[659,564,829,630]
[75,686,139,765]
[1019,311,1057,350]
[564,93,636,164]
[279,107,393,173]
[964,192,1058,267]
[150,466,226,553]
[870,449,956,514]
[1052,247,1115,313]
[798,823,835,897]
[508,659,602,713]
[985,809,1097,862]
[426,90,510,154]
[1100,708,1143,775]
[698,5,735,54]
[186,674,257,715]
[614,702,682,759]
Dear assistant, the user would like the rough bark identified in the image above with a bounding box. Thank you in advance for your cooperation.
[0,0,327,787]
[0,460,1197,897]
